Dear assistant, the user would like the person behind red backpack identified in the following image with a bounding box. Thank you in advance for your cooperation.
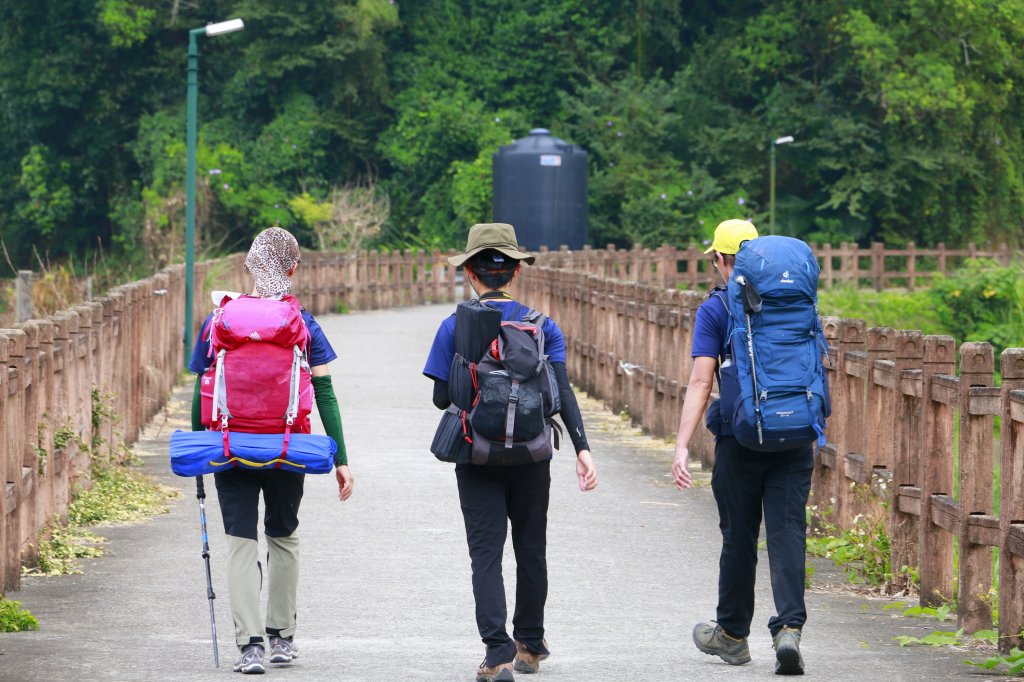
[188,227,354,674]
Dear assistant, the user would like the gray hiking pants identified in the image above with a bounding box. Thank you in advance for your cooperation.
[215,468,304,648]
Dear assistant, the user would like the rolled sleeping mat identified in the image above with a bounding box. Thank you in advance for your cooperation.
[170,430,336,476]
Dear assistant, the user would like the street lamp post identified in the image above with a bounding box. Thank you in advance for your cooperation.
[184,18,244,368]
[769,135,794,235]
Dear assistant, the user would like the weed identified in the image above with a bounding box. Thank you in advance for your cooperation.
[25,524,105,576]
[0,596,39,632]
[67,465,176,527]
[964,645,1024,676]
[893,624,999,648]
[806,488,897,588]
[334,300,350,314]
[35,421,48,476]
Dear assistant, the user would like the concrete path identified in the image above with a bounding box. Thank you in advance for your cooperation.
[0,304,991,681]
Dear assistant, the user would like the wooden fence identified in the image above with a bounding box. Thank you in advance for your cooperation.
[518,265,1024,652]
[0,249,459,595]
[535,241,1016,292]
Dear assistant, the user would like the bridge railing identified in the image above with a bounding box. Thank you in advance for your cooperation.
[518,263,1024,652]
[0,249,459,595]
[536,241,1015,292]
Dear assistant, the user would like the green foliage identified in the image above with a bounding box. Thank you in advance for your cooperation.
[97,0,156,48]
[818,285,944,333]
[819,258,1024,357]
[1,0,1024,268]
[0,596,40,632]
[929,258,1024,354]
[964,646,1024,676]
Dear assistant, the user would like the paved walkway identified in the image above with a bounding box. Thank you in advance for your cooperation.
[0,305,989,680]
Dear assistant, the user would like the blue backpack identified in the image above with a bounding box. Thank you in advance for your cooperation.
[713,236,831,452]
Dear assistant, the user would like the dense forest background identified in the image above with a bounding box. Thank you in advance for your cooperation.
[1,0,1022,277]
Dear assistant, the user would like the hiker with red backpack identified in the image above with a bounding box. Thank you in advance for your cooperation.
[672,219,830,676]
[424,223,597,682]
[188,227,354,675]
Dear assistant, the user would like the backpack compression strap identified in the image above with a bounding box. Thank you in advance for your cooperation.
[505,380,519,449]
[275,345,304,468]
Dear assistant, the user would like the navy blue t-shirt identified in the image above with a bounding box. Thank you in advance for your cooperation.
[692,290,730,361]
[189,308,337,374]
[423,299,567,381]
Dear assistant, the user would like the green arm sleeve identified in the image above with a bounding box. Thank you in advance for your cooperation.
[312,374,348,466]
[192,375,205,432]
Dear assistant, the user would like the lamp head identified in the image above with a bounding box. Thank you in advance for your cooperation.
[205,18,244,36]
[774,135,795,146]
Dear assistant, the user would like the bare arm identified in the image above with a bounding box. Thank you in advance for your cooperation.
[672,356,717,491]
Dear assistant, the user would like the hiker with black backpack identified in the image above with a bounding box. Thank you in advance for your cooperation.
[188,227,354,675]
[672,219,830,676]
[423,223,597,682]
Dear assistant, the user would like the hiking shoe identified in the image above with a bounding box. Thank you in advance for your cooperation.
[773,626,804,675]
[476,660,515,682]
[268,635,296,664]
[233,644,265,674]
[692,622,751,665]
[513,639,549,674]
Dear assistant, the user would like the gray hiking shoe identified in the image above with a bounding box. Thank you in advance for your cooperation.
[233,644,265,674]
[268,635,296,664]
[692,622,751,665]
[773,626,804,675]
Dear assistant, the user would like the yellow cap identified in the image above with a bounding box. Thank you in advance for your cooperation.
[704,219,759,254]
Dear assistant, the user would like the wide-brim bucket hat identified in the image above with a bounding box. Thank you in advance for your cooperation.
[448,223,536,267]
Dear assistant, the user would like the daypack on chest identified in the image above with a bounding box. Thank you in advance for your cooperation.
[433,300,561,466]
[714,236,831,452]
[199,295,313,438]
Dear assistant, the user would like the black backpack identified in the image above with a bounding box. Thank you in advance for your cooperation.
[431,301,561,465]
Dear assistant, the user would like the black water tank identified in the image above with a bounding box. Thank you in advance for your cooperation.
[493,128,588,250]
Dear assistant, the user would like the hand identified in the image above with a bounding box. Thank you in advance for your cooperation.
[575,450,598,492]
[335,465,354,501]
[672,445,693,491]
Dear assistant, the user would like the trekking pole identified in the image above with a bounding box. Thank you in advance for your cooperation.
[195,475,220,668]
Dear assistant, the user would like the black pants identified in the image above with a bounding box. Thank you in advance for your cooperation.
[214,468,305,541]
[455,460,552,666]
[711,437,813,639]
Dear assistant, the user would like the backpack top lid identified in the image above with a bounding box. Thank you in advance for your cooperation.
[731,235,819,301]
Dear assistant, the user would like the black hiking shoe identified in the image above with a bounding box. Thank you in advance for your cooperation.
[233,644,265,674]
[692,622,751,665]
[773,626,805,675]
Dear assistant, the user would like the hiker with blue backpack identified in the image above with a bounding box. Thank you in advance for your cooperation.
[672,219,830,676]
[424,223,597,682]
[187,227,354,674]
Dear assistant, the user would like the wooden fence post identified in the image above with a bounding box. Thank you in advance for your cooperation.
[918,335,957,607]
[957,342,997,634]
[890,330,925,591]
[1,328,27,593]
[834,318,867,527]
[998,348,1024,651]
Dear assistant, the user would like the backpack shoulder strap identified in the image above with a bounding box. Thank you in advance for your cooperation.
[708,286,730,319]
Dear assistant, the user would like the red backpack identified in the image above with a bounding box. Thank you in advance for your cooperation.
[199,295,313,463]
